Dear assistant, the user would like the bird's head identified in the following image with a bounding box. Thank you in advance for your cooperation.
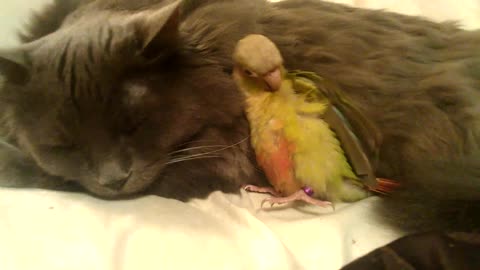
[232,34,284,95]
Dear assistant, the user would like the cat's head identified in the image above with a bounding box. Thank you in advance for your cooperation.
[0,0,246,198]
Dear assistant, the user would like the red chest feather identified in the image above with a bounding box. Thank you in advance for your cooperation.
[256,132,301,195]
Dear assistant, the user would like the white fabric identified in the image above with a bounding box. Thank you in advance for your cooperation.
[0,1,478,270]
[0,189,399,270]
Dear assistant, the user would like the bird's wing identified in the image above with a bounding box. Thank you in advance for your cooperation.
[288,70,381,187]
[322,105,377,187]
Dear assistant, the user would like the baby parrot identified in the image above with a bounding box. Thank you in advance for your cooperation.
[232,34,389,207]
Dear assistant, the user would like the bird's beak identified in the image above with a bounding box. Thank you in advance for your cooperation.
[262,68,281,92]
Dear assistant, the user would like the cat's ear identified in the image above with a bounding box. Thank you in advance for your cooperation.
[131,0,182,59]
[0,47,30,84]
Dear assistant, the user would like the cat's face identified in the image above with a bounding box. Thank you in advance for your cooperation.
[0,1,248,198]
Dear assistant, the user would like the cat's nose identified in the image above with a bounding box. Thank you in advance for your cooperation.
[103,176,129,190]
[98,161,132,190]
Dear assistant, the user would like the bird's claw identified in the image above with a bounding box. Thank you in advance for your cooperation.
[260,199,277,208]
[243,185,281,196]
[260,189,332,208]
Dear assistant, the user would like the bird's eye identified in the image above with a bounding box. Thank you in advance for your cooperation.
[244,69,255,77]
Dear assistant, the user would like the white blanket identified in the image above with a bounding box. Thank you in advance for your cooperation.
[0,1,478,270]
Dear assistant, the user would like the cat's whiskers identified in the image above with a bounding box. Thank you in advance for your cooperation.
[164,155,223,165]
[168,145,233,155]
[172,139,223,149]
[163,136,250,167]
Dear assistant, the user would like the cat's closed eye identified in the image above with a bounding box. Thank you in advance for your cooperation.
[36,128,76,152]
[38,135,78,155]
[48,143,77,153]
[117,115,147,136]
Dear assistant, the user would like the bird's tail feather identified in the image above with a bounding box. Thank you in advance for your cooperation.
[369,178,401,195]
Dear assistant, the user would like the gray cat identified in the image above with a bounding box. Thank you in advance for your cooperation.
[0,0,479,231]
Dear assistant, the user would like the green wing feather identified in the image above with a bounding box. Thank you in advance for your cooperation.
[286,70,325,101]
[287,70,383,186]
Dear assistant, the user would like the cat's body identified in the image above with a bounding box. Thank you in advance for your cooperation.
[1,0,480,231]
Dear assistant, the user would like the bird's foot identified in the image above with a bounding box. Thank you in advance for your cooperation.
[260,189,332,208]
[243,185,281,196]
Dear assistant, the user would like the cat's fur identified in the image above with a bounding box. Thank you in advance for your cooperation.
[0,0,480,231]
